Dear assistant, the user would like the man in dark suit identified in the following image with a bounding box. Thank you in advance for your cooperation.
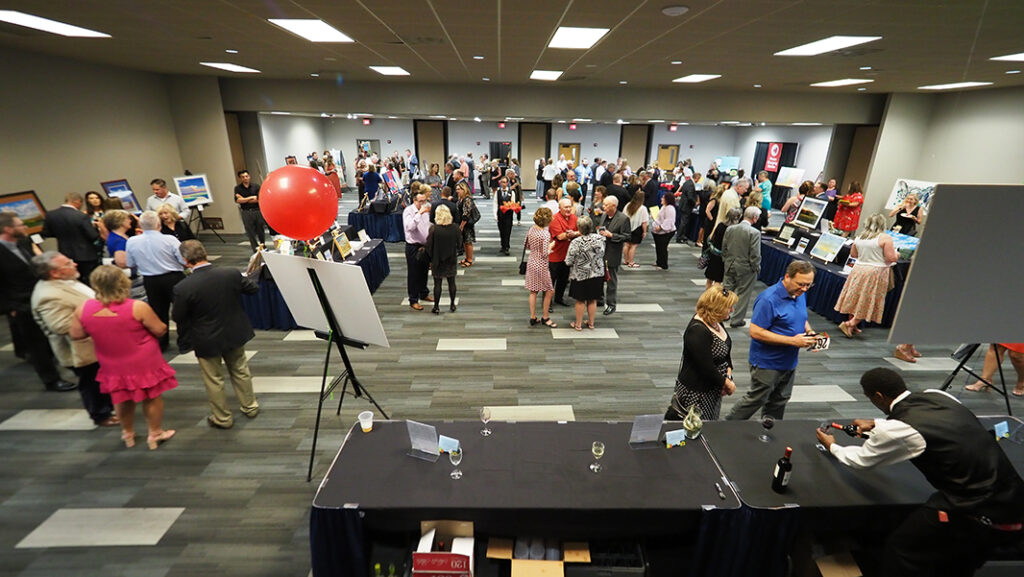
[674,168,698,245]
[596,196,631,316]
[0,213,75,391]
[41,192,101,283]
[640,170,660,209]
[605,173,631,212]
[172,240,260,429]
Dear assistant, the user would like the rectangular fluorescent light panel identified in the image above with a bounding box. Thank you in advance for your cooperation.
[530,70,563,81]
[548,27,610,49]
[370,66,410,76]
[0,10,110,37]
[810,78,873,87]
[791,122,823,126]
[200,62,261,73]
[775,35,882,56]
[672,74,721,83]
[918,81,993,90]
[268,19,353,42]
[990,52,1024,62]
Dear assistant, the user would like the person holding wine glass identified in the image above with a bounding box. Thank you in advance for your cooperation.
[888,192,922,236]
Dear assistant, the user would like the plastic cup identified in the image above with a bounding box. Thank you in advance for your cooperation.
[358,411,373,432]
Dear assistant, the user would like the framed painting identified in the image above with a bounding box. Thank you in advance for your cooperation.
[100,179,142,213]
[173,174,213,207]
[0,191,47,235]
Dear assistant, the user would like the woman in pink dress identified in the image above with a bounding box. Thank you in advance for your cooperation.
[524,207,557,327]
[71,265,177,450]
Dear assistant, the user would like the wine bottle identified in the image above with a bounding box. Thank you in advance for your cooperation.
[829,422,869,438]
[771,446,793,493]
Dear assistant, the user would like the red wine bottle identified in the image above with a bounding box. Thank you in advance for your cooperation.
[771,446,793,493]
[830,422,869,438]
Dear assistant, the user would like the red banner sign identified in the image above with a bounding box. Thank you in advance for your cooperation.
[764,142,782,172]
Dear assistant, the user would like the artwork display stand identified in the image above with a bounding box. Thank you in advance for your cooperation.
[305,268,389,482]
[187,203,225,243]
[939,344,1012,416]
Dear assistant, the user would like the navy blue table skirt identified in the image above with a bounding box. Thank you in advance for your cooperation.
[347,212,404,243]
[757,239,908,327]
[242,241,390,330]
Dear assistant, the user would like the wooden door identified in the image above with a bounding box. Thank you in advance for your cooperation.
[414,120,447,173]
[558,143,581,165]
[519,123,548,191]
[619,124,651,168]
[657,144,679,169]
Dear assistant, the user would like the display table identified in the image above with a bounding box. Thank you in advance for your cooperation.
[347,211,404,243]
[758,238,910,327]
[242,240,389,330]
[311,420,739,577]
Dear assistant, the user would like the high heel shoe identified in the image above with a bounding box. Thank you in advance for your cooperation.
[121,431,136,448]
[431,305,440,314]
[146,429,175,450]
[894,346,916,363]
[450,304,457,313]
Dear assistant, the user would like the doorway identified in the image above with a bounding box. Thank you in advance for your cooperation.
[489,141,512,167]
[657,144,679,169]
[558,143,581,166]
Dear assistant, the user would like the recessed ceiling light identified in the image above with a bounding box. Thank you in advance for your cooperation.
[0,10,110,37]
[548,27,609,49]
[719,121,740,124]
[677,122,689,125]
[310,73,319,77]
[473,55,484,60]
[648,120,665,123]
[482,77,490,81]
[810,78,873,87]
[776,36,882,56]
[753,84,762,88]
[572,118,592,122]
[474,117,481,122]
[672,74,721,83]
[200,62,261,73]
[530,70,563,81]
[671,60,682,65]
[268,19,353,42]
[791,122,823,126]
[269,111,290,115]
[1005,70,1021,74]
[918,81,993,90]
[225,49,238,54]
[506,117,525,121]
[557,120,567,123]
[858,87,867,91]
[619,80,628,85]
[859,66,872,70]
[370,66,410,76]
[616,119,628,124]
[991,52,1024,62]
[388,116,398,119]
[661,5,691,17]
[450,118,458,121]
[429,115,447,119]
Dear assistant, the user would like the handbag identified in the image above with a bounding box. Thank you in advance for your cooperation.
[518,241,528,275]
[697,244,711,269]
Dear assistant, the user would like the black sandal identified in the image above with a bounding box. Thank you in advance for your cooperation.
[530,317,540,326]
[542,318,558,328]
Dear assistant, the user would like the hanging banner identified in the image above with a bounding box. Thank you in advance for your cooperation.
[764,142,782,172]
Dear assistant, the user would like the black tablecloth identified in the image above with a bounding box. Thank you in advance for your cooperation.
[758,238,909,327]
[242,240,389,330]
[311,420,740,577]
[701,420,933,510]
[980,416,1024,478]
[347,212,404,243]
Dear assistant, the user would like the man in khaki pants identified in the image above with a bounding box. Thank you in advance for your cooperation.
[172,240,259,428]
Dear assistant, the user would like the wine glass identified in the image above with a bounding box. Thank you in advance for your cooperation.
[590,441,605,473]
[758,416,775,443]
[480,407,492,437]
[449,448,463,480]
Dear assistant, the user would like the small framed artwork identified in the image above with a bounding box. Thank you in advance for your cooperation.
[173,174,213,207]
[0,191,47,235]
[100,179,142,213]
[842,257,857,275]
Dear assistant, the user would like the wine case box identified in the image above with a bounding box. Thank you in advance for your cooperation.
[413,521,475,577]
[815,551,863,577]
[486,537,591,577]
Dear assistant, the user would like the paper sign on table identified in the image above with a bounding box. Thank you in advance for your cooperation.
[629,414,664,445]
[665,429,688,448]
[438,435,461,453]
[358,229,371,242]
[994,421,1010,440]
[407,420,440,462]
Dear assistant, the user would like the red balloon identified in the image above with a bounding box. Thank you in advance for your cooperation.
[260,166,338,240]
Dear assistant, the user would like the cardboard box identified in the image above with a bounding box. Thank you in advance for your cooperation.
[815,551,863,577]
[413,521,475,577]
[486,538,591,577]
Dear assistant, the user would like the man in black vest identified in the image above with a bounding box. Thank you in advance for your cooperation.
[816,368,1024,576]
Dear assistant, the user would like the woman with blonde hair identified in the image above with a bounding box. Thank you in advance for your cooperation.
[666,286,738,421]
[889,192,923,236]
[425,205,461,314]
[70,265,177,449]
[456,181,478,267]
[834,213,899,339]
[157,203,195,242]
[623,190,649,268]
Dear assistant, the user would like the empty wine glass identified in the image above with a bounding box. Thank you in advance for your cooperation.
[590,441,605,473]
[449,448,463,480]
[759,416,775,443]
[480,407,492,437]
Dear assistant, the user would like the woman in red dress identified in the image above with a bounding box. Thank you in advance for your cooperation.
[324,159,342,199]
[833,181,864,236]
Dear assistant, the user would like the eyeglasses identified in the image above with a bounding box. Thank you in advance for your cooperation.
[795,281,814,289]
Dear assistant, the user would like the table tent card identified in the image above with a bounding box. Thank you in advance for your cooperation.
[629,414,664,449]
[407,420,440,462]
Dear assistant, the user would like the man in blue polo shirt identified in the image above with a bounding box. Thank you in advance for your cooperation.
[726,260,817,420]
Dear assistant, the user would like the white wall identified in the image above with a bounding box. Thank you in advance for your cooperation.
[862,94,936,221]
[324,118,415,186]
[548,123,621,167]
[733,126,834,182]
[259,114,326,174]
[0,47,183,217]
[447,121,518,167]
[649,125,739,174]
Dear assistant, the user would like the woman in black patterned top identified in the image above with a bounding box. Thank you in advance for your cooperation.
[564,216,605,331]
[666,287,739,421]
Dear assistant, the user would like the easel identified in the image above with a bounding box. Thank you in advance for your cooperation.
[306,268,389,481]
[186,203,225,243]
[940,344,1012,416]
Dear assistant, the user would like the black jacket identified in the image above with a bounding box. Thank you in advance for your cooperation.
[42,206,100,262]
[172,265,258,357]
[0,239,38,313]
